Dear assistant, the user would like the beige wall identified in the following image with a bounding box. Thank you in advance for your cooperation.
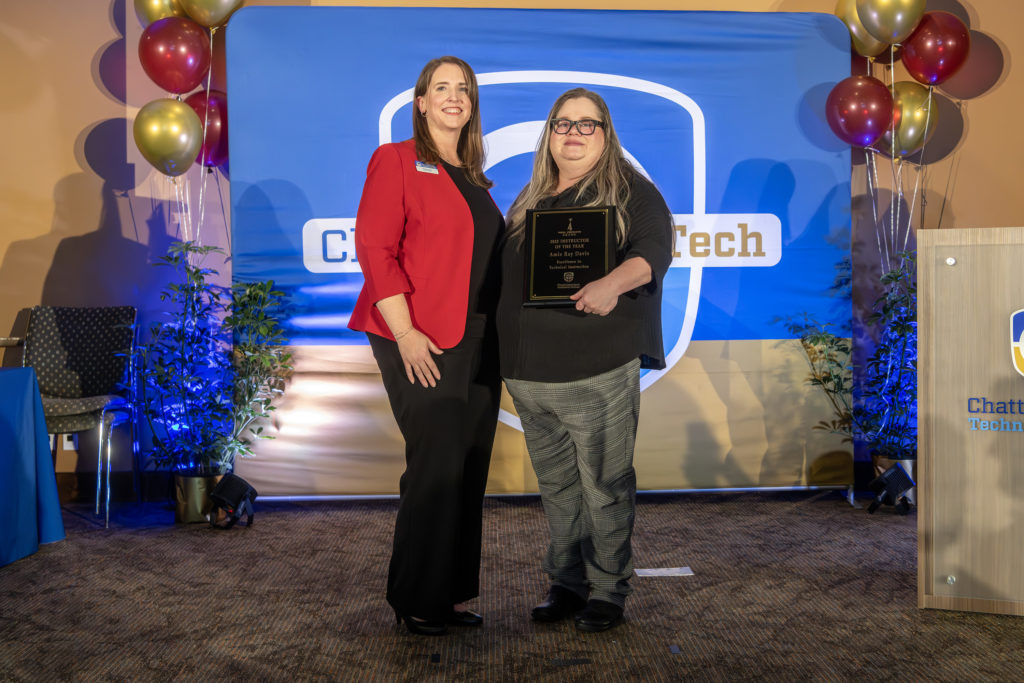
[2,0,1019,482]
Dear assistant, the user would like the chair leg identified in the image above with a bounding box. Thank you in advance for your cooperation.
[95,424,104,517]
[105,423,113,529]
[131,413,141,504]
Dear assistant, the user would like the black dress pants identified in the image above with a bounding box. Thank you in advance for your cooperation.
[368,331,500,620]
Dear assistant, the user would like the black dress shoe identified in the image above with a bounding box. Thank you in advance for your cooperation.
[531,585,588,623]
[394,610,448,636]
[574,599,624,633]
[447,608,483,626]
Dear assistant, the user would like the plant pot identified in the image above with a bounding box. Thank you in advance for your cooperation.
[174,474,223,524]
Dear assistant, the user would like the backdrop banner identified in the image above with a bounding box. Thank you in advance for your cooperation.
[227,7,853,495]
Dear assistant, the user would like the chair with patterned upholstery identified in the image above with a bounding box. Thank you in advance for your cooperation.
[22,305,138,527]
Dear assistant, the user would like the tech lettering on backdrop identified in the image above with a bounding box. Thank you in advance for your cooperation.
[302,70,782,274]
[229,7,849,387]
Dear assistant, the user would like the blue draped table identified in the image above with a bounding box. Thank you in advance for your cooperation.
[0,367,65,567]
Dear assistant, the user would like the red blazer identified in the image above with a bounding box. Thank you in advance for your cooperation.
[347,140,476,349]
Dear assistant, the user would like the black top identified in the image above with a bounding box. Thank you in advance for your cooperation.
[497,170,674,382]
[441,161,504,339]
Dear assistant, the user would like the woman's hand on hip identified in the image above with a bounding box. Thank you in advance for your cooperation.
[396,328,444,387]
[570,278,619,316]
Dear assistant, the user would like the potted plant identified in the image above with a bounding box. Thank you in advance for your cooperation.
[137,241,292,522]
[855,252,917,465]
[784,251,917,488]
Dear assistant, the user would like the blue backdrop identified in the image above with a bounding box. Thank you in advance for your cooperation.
[227,7,851,362]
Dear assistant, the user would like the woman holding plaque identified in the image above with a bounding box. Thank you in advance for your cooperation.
[348,56,504,636]
[497,88,673,633]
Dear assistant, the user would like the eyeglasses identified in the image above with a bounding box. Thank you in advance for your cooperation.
[549,118,605,136]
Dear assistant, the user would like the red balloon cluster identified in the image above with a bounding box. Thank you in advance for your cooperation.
[901,12,971,85]
[136,9,235,173]
[825,75,893,148]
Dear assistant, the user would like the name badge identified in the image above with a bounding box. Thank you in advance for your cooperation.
[415,161,438,174]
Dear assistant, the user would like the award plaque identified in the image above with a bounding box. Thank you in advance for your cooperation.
[523,206,615,307]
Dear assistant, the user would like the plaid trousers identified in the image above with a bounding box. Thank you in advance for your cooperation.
[505,359,641,607]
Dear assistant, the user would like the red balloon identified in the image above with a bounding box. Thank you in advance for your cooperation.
[825,76,893,148]
[901,12,971,85]
[184,89,228,167]
[139,17,211,93]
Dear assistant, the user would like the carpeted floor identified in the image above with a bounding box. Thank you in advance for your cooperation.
[1,491,1022,682]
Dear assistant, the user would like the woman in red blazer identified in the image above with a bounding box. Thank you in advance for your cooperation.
[348,56,504,636]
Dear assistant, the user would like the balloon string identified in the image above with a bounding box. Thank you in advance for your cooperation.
[883,155,903,276]
[178,175,194,247]
[936,101,965,230]
[894,157,904,274]
[866,148,886,277]
[171,177,187,245]
[883,52,897,275]
[865,148,880,249]
[215,168,231,253]
[905,164,921,249]
[907,86,935,236]
[195,27,218,247]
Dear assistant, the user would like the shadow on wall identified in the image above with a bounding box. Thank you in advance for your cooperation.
[0,119,172,338]
[0,0,174,345]
[95,0,127,105]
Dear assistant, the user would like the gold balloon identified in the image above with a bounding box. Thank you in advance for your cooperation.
[855,0,926,44]
[881,81,938,158]
[835,0,887,57]
[133,98,203,177]
[134,0,186,27]
[180,0,243,28]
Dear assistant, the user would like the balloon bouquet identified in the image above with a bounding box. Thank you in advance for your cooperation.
[828,0,970,267]
[132,0,242,242]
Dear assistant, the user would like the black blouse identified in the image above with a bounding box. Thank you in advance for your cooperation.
[496,171,674,382]
[441,161,504,339]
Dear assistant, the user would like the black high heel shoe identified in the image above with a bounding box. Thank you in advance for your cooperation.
[394,609,447,636]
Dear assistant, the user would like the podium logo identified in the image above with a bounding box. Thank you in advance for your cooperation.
[1012,309,1024,377]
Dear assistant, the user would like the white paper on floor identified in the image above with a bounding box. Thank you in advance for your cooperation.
[635,567,694,576]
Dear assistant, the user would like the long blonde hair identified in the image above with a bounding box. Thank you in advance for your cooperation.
[411,56,492,189]
[506,88,632,245]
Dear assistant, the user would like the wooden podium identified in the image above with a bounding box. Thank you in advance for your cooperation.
[918,227,1024,616]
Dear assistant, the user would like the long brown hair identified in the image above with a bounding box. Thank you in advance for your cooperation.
[412,56,492,189]
[506,88,633,245]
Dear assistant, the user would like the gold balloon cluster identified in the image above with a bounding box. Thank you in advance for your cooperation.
[134,0,241,28]
[835,0,927,58]
[133,0,243,177]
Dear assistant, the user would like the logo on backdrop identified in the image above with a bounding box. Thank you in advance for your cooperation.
[1011,309,1024,377]
[228,7,850,385]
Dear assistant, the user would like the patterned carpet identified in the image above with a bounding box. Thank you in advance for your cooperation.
[2,491,1022,682]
